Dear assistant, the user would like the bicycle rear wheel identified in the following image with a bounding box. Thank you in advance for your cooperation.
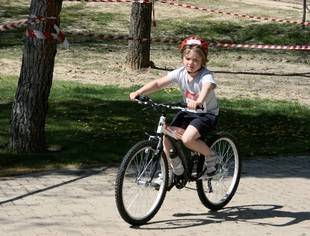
[196,132,241,211]
[115,140,168,225]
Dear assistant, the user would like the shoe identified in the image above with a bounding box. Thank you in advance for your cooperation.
[152,171,173,190]
[199,167,218,180]
[191,161,198,178]
[152,174,164,190]
[199,154,220,179]
[206,167,218,177]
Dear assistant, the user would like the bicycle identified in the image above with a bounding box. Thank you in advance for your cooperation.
[115,95,241,226]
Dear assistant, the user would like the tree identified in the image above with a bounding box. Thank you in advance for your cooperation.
[126,1,153,69]
[9,0,63,152]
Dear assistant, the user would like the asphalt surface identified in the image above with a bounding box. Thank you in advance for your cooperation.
[0,155,309,236]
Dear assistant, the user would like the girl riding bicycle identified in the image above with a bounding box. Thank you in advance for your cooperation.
[130,35,219,176]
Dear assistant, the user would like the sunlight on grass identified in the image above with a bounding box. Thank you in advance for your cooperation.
[0,76,309,173]
[0,0,309,175]
[1,0,309,47]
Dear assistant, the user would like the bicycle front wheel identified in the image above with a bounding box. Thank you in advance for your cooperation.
[196,132,241,211]
[115,140,168,226]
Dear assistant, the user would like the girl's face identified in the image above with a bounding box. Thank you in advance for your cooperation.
[182,50,203,74]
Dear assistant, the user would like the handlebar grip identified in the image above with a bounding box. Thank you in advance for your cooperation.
[182,101,204,110]
[135,95,150,102]
[197,104,204,110]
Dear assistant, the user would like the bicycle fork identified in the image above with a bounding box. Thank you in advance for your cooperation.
[136,115,166,187]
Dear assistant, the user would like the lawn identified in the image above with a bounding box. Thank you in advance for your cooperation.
[1,75,309,175]
[0,0,309,175]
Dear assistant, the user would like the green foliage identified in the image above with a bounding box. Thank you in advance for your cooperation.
[0,76,309,172]
[219,99,310,156]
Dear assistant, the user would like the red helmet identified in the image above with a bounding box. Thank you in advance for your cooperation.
[179,35,208,55]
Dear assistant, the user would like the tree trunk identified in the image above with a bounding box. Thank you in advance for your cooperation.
[127,2,152,69]
[9,0,63,152]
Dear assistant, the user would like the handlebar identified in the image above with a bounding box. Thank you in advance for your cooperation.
[134,95,203,112]
[135,95,187,112]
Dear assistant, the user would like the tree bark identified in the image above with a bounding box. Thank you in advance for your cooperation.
[127,2,152,70]
[9,0,63,152]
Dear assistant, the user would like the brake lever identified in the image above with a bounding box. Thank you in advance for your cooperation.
[135,95,151,103]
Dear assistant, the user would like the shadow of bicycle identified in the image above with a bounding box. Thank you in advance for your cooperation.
[133,204,310,230]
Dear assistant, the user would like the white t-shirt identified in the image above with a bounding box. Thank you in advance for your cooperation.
[167,66,219,115]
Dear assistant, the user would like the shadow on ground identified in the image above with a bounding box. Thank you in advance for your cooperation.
[0,166,108,205]
[135,204,310,230]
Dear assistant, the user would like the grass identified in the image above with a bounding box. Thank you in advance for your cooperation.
[1,0,310,47]
[1,75,309,174]
[0,0,309,175]
[157,19,310,45]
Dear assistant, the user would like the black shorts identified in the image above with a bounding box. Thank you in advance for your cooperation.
[170,111,218,137]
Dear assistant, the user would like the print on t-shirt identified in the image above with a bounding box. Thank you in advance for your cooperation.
[184,90,204,112]
[184,90,198,102]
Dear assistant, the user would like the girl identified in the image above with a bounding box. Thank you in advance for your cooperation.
[129,35,219,176]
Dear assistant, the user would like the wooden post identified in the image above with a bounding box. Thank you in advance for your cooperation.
[302,0,307,29]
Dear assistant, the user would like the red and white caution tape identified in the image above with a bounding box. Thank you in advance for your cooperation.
[0,15,69,48]
[64,0,151,3]
[158,0,310,27]
[0,19,28,32]
[3,0,306,34]
[214,42,310,51]
[26,24,69,48]
[66,31,154,42]
[28,15,59,24]
[63,0,309,26]
[0,16,58,32]
[65,31,310,51]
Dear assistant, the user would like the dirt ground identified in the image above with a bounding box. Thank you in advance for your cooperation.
[0,0,309,106]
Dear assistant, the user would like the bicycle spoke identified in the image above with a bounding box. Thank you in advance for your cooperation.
[197,135,240,209]
[116,141,168,224]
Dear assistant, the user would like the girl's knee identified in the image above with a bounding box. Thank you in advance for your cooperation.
[181,135,192,147]
[163,136,169,145]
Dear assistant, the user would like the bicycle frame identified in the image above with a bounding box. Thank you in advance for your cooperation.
[138,95,212,186]
[151,112,196,184]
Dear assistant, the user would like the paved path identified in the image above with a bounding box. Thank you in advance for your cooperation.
[0,156,309,236]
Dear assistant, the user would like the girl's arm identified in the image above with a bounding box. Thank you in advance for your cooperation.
[187,82,215,109]
[129,76,172,100]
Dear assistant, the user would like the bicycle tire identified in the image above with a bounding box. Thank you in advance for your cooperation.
[115,140,169,225]
[196,132,241,211]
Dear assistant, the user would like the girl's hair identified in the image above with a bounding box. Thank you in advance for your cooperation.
[181,45,208,65]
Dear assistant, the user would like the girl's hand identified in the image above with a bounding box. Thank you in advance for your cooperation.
[187,100,202,110]
[129,92,140,100]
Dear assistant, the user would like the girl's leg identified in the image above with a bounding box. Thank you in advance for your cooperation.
[163,126,185,158]
[182,125,217,174]
[163,127,186,178]
[181,125,212,156]
[163,136,172,159]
